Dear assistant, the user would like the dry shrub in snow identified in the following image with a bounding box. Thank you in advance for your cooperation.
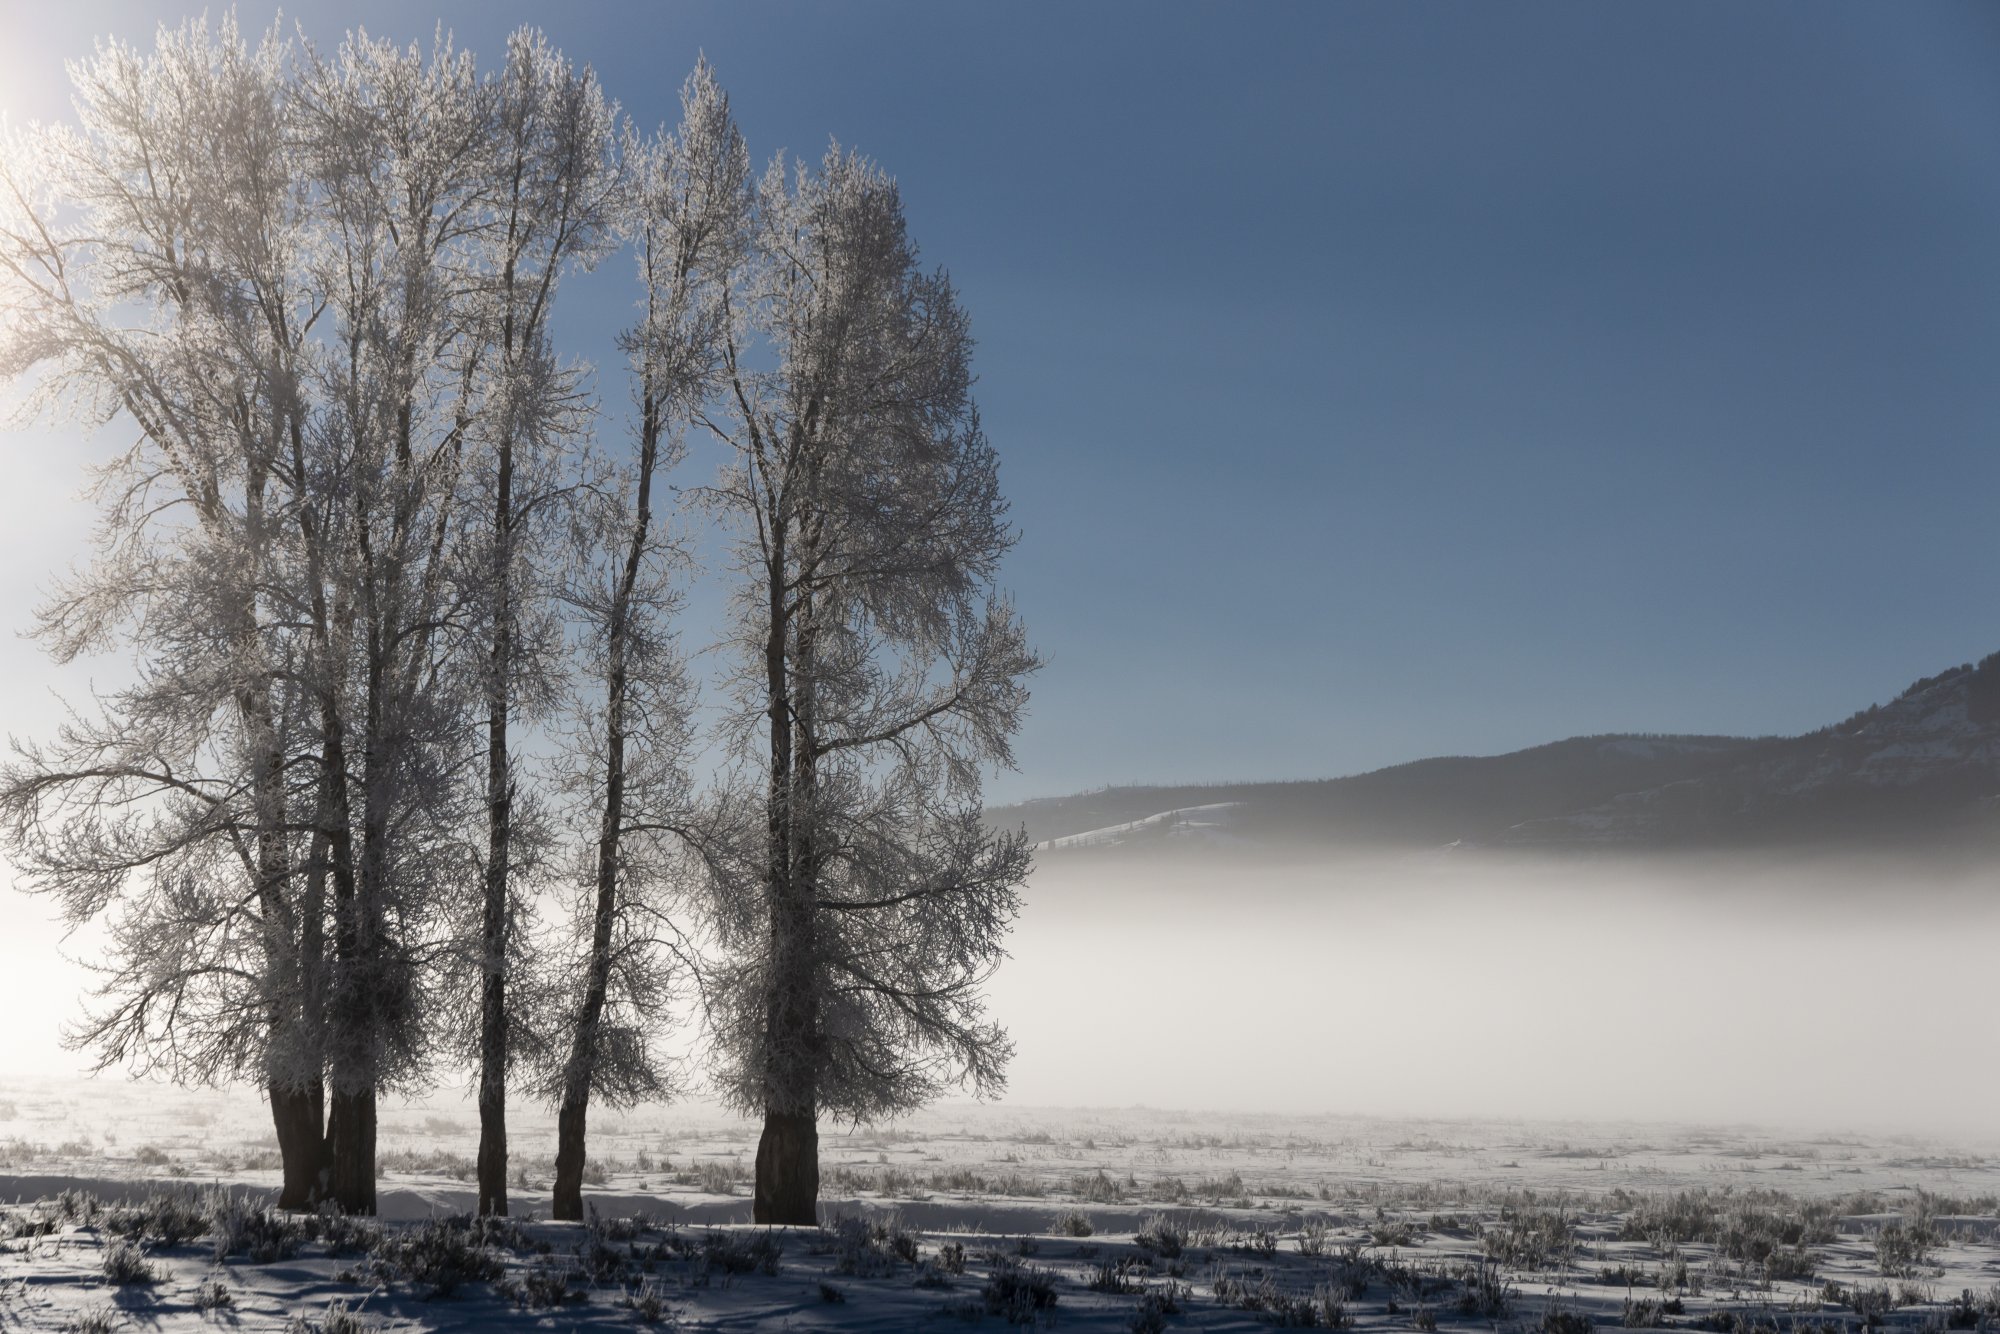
[983,1260,1060,1324]
[1052,1207,1093,1237]
[99,1240,158,1285]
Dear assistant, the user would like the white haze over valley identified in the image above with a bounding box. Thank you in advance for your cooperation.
[5,846,1994,1142]
[991,849,2000,1138]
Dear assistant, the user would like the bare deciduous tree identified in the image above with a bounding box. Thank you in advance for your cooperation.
[0,16,334,1207]
[460,28,620,1219]
[291,26,500,1214]
[537,62,749,1222]
[1,22,1029,1227]
[0,19,608,1215]
[700,144,1037,1225]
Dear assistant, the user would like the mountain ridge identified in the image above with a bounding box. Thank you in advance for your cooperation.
[993,653,2000,854]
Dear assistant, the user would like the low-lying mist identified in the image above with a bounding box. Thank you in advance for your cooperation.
[987,847,2000,1138]
[2,848,1990,1143]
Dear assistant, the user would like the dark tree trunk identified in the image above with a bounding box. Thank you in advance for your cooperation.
[753,503,806,1220]
[753,1108,818,1225]
[759,572,823,1226]
[553,394,663,1223]
[283,822,331,1211]
[552,1095,590,1221]
[235,495,321,1211]
[749,470,828,1226]
[325,658,379,1218]
[551,829,614,1223]
[327,1086,376,1215]
[475,740,510,1219]
[271,1081,327,1210]
[755,832,822,1223]
[476,1017,508,1215]
[550,818,617,1221]
[476,348,517,1218]
[476,646,513,1217]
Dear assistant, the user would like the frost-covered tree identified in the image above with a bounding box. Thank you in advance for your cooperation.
[282,24,506,1214]
[0,18,615,1215]
[0,16,336,1207]
[537,62,749,1222]
[456,28,620,1220]
[0,18,1030,1227]
[699,145,1037,1225]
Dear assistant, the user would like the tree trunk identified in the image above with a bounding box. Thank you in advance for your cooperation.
[552,1094,590,1221]
[551,835,616,1221]
[327,1086,376,1215]
[553,395,662,1223]
[271,1081,327,1210]
[476,991,508,1216]
[476,691,512,1219]
[329,653,383,1219]
[477,382,516,1218]
[760,575,823,1226]
[476,689,510,1219]
[550,895,612,1222]
[750,481,828,1225]
[753,1108,818,1225]
[284,822,331,1210]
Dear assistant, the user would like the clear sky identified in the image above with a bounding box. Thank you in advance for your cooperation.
[4,0,2000,811]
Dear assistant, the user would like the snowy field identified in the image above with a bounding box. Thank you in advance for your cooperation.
[0,1076,1996,1331]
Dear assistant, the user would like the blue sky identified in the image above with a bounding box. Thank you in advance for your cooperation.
[6,1,2000,805]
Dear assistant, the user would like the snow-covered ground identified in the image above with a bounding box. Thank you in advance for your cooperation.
[0,1075,1996,1331]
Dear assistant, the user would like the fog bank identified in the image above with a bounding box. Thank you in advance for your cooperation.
[987,850,2000,1136]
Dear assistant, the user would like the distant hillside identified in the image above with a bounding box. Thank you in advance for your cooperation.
[993,654,2000,854]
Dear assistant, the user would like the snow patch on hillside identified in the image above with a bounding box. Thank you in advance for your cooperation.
[1034,802,1243,851]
